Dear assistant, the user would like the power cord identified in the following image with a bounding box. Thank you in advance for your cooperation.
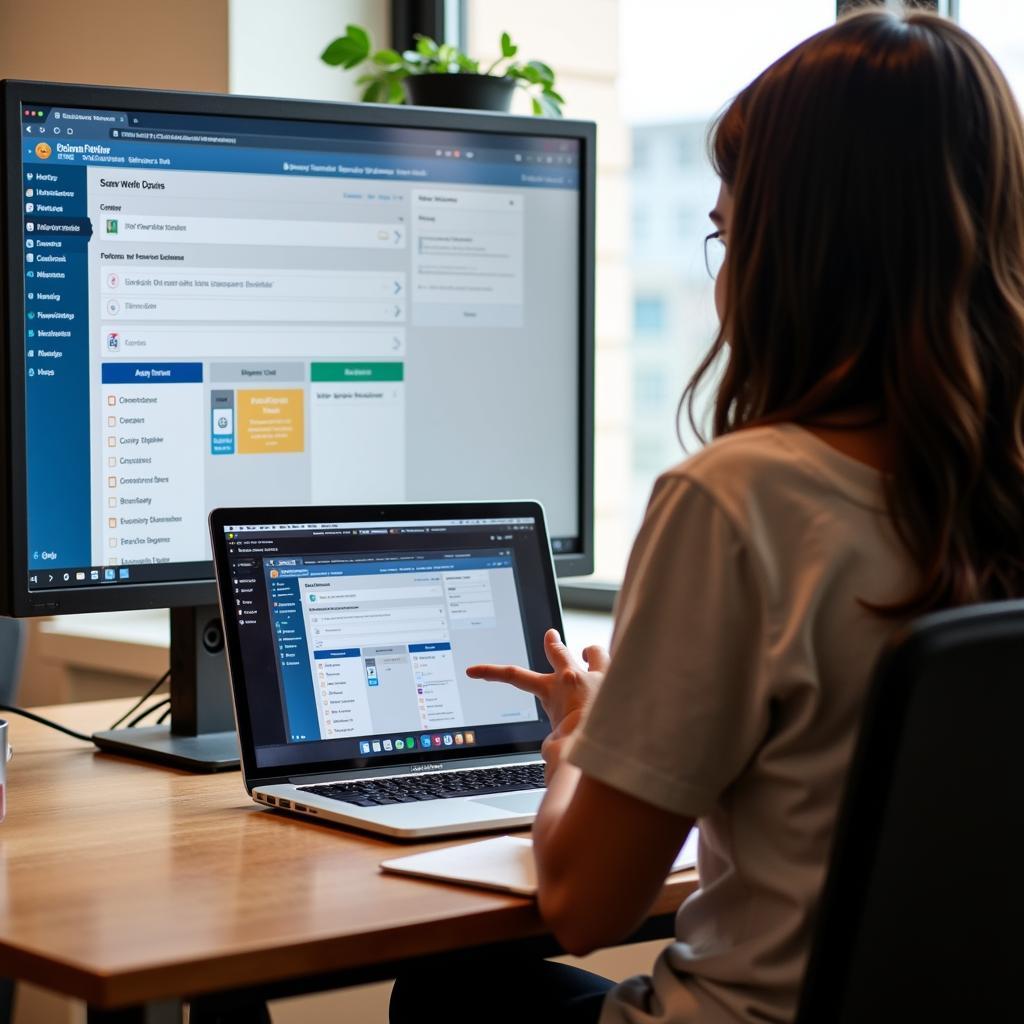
[0,703,94,743]
[126,697,171,729]
[0,668,173,745]
[109,669,171,729]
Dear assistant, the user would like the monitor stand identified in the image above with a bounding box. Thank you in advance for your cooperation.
[91,605,240,771]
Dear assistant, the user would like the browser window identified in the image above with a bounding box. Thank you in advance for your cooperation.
[19,104,582,590]
[222,515,555,771]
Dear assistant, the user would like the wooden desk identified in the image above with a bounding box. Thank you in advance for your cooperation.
[0,699,696,1022]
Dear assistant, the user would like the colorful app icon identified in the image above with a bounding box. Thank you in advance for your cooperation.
[464,731,475,744]
[359,741,370,755]
[382,739,393,751]
[420,735,432,748]
[371,741,382,752]
[34,141,51,159]
[454,733,464,745]
[394,739,404,750]
[432,735,442,746]
[406,737,414,748]
[442,734,453,746]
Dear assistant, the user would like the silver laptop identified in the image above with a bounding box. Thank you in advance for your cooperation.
[210,501,560,839]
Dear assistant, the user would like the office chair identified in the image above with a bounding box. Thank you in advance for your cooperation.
[795,600,1024,1022]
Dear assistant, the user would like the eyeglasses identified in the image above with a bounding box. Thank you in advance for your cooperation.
[704,230,725,280]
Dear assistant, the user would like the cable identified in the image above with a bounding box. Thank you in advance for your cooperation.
[0,703,95,743]
[126,697,171,729]
[157,705,171,725]
[109,669,170,730]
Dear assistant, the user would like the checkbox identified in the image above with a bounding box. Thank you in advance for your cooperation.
[108,517,117,529]
[108,476,116,488]
[108,537,118,548]
[107,416,115,427]
[107,395,116,406]
[107,456,116,467]
[108,496,117,508]
[107,436,116,447]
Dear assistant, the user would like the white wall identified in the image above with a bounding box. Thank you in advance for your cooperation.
[228,0,390,100]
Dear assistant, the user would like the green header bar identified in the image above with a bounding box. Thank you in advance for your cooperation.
[311,362,404,383]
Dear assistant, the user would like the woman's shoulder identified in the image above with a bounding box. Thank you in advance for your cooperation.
[661,424,812,493]
[655,423,883,525]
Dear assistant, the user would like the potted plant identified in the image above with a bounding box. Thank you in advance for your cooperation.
[321,26,564,116]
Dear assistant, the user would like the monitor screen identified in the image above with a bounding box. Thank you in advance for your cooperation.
[2,83,593,614]
[215,509,557,775]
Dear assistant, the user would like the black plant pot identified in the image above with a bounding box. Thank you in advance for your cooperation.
[402,73,516,112]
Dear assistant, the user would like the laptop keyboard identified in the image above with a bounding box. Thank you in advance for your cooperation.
[301,763,545,807]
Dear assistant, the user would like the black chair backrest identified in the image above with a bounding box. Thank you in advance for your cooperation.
[796,600,1024,1023]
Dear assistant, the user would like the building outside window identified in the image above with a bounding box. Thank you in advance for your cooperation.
[616,0,837,575]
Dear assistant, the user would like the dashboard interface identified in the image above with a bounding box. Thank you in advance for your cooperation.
[16,100,582,592]
[220,514,557,771]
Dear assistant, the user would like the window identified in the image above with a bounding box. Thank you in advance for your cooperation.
[635,367,668,405]
[634,295,666,334]
[610,0,838,579]
[958,2,1024,101]
[633,208,650,243]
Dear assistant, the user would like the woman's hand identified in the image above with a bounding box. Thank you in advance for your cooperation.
[467,629,609,774]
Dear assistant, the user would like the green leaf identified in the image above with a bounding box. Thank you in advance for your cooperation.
[388,78,405,104]
[415,34,439,56]
[531,96,543,116]
[500,32,518,58]
[361,80,384,103]
[372,48,403,67]
[321,25,371,68]
[348,24,370,51]
[537,89,563,117]
[544,86,565,105]
[526,59,554,85]
[516,64,543,85]
[456,53,480,73]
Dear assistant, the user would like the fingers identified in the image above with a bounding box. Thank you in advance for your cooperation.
[465,663,552,698]
[544,628,584,673]
[583,645,611,673]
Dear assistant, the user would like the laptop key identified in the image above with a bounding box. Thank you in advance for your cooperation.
[301,763,546,807]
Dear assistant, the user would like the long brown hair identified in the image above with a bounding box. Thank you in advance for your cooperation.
[685,8,1024,615]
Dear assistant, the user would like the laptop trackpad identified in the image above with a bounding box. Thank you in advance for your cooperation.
[470,791,544,815]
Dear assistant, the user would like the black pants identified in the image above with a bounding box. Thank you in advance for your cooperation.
[390,956,614,1024]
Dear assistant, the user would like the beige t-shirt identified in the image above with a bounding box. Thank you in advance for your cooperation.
[569,424,917,1024]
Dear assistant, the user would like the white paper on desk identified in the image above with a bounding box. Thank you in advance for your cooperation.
[380,829,699,897]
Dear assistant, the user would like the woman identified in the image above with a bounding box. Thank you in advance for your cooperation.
[391,7,1024,1023]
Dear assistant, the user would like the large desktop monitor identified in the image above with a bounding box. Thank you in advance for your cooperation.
[0,81,594,768]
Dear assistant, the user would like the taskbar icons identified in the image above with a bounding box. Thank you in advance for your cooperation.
[359,730,476,757]
[27,565,132,587]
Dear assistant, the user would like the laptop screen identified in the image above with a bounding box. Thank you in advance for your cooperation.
[217,509,558,773]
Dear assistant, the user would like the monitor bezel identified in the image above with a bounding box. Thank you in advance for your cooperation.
[209,499,561,789]
[0,79,595,617]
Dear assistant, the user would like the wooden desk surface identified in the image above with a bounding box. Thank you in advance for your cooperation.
[0,699,696,1009]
